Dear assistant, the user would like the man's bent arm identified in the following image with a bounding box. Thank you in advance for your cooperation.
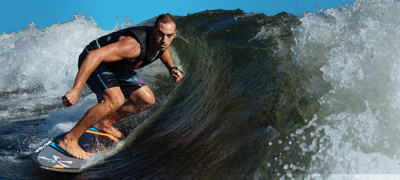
[62,36,141,107]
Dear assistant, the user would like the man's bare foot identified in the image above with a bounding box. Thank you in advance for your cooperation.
[57,138,89,159]
[95,121,125,140]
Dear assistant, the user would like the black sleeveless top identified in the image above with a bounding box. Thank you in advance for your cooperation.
[84,26,164,72]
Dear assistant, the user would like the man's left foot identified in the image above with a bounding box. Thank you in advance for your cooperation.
[94,122,125,140]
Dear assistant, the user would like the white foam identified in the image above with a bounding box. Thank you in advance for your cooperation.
[0,15,110,120]
[290,0,400,175]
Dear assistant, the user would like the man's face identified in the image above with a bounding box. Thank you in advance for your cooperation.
[153,22,177,51]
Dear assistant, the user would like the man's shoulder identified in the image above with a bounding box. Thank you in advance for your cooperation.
[122,26,152,32]
[120,26,152,44]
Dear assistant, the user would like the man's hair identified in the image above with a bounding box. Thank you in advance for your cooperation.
[154,13,177,27]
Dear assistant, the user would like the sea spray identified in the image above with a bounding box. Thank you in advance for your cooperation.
[290,0,400,177]
[0,15,108,121]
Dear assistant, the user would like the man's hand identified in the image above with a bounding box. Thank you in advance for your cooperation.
[171,69,183,82]
[62,88,81,107]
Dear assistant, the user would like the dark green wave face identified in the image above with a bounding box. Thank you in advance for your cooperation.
[92,10,307,179]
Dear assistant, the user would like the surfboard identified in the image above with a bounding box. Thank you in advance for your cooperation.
[33,127,120,173]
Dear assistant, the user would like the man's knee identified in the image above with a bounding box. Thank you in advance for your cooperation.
[104,95,125,113]
[135,93,155,109]
[129,86,155,108]
[112,95,126,108]
[102,88,126,112]
[144,96,155,107]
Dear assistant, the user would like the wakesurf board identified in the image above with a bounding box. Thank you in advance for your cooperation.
[33,127,120,173]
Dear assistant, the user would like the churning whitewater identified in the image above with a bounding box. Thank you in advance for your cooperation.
[1,0,400,179]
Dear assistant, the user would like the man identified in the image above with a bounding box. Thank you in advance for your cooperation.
[60,13,182,159]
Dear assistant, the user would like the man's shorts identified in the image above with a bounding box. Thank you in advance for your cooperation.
[78,50,147,103]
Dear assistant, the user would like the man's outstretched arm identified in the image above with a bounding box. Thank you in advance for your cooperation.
[160,48,183,82]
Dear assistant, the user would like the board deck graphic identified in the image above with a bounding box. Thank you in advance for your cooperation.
[34,127,119,173]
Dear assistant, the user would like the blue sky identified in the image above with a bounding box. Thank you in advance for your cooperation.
[1,0,354,33]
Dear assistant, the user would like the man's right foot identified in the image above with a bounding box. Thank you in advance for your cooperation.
[57,138,89,159]
[95,122,125,140]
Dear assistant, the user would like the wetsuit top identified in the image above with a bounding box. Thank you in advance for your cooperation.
[84,26,164,72]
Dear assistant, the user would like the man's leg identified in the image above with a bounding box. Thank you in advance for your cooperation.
[58,87,125,159]
[96,86,155,138]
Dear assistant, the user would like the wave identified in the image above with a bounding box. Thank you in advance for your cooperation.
[2,1,400,179]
